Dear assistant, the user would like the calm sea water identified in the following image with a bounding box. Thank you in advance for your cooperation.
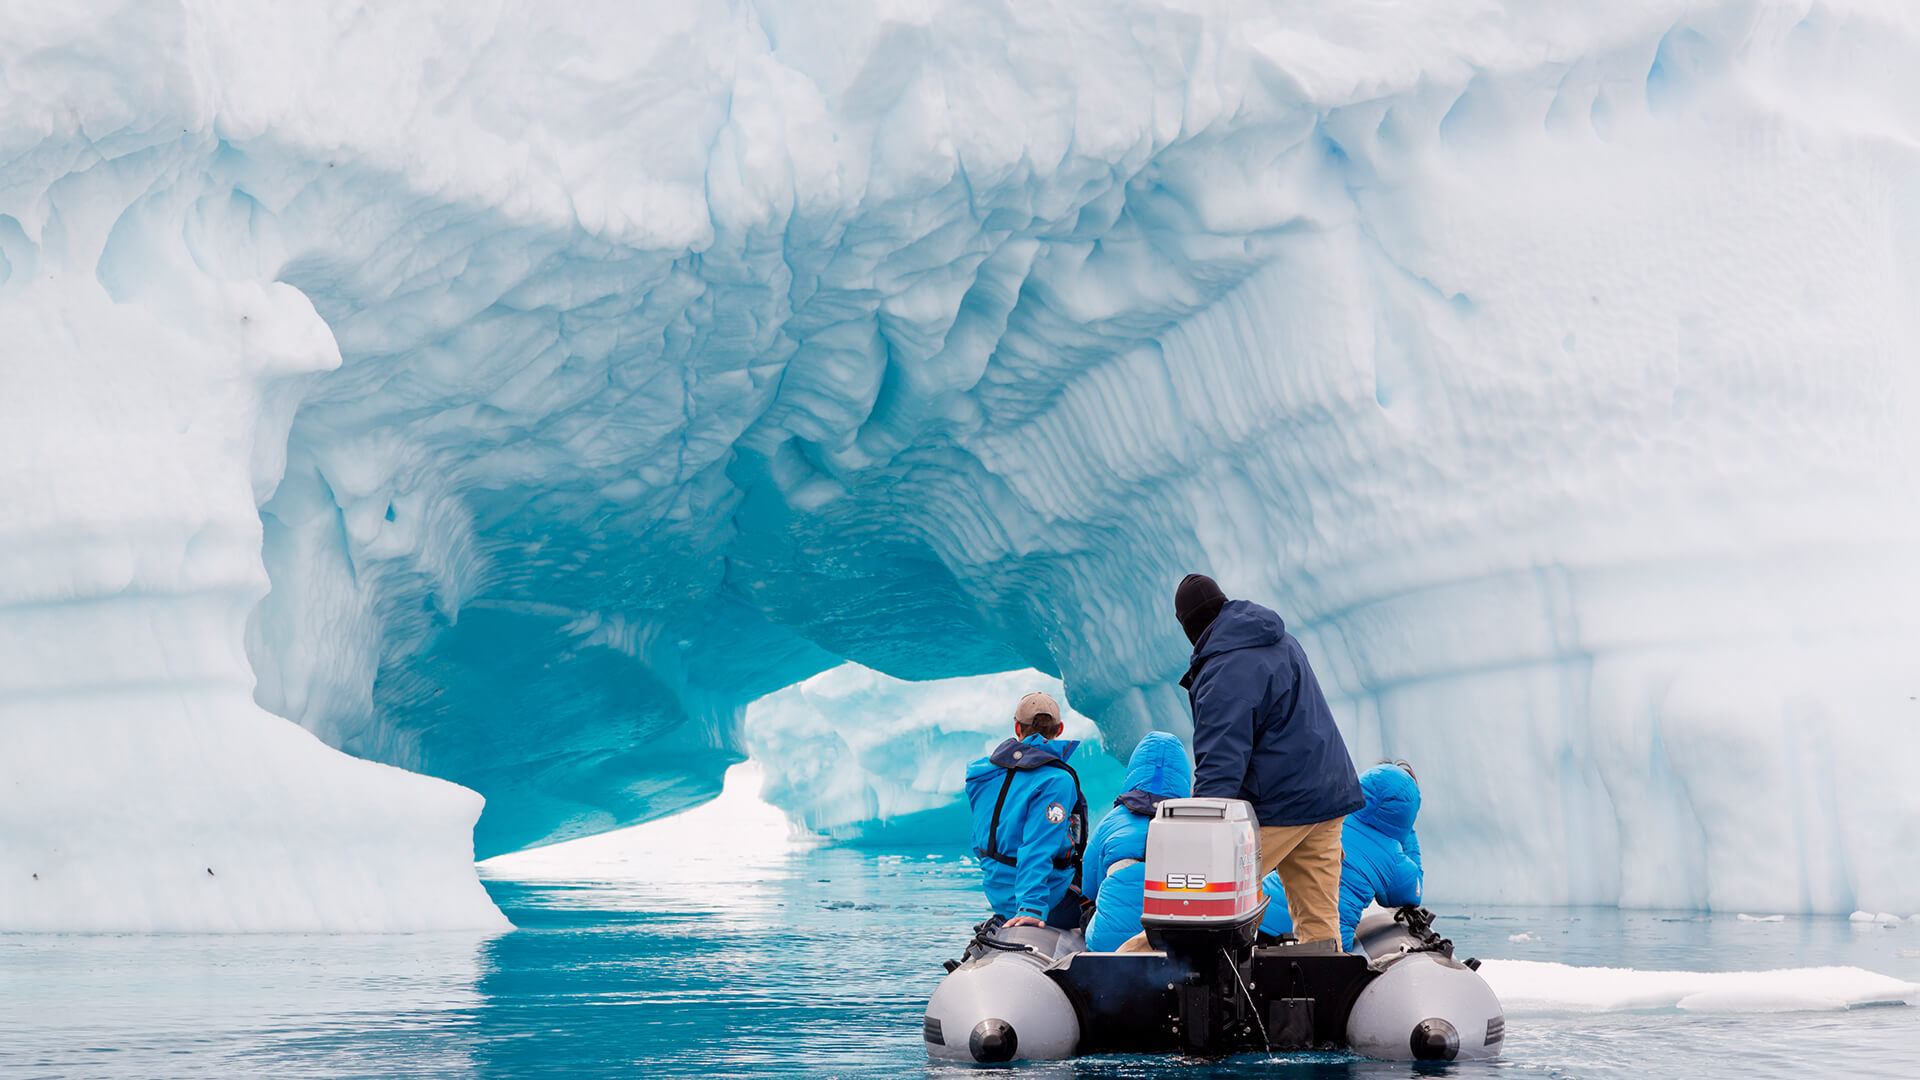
[2,846,1916,1079]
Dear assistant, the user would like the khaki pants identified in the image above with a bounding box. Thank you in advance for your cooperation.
[1259,817,1345,946]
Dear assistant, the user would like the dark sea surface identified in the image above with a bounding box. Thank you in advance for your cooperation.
[2,845,1916,1078]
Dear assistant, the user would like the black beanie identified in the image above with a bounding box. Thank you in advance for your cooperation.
[1175,573,1227,645]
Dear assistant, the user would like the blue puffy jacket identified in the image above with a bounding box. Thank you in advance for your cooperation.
[964,734,1088,922]
[1259,765,1424,948]
[1083,733,1192,951]
[1183,600,1363,827]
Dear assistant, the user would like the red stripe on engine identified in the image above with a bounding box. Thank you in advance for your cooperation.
[1143,896,1248,916]
[1144,881,1238,893]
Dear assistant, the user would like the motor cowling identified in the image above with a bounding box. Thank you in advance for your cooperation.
[1140,798,1264,943]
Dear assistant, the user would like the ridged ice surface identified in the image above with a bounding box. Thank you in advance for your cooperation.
[3,1,1920,927]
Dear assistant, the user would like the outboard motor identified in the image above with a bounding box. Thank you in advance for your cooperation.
[924,920,1083,1062]
[923,809,1505,1063]
[1346,906,1505,1061]
[1139,797,1267,1053]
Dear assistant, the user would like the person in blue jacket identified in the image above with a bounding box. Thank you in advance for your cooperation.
[1259,763,1424,951]
[964,691,1090,928]
[1082,732,1192,951]
[1175,573,1364,947]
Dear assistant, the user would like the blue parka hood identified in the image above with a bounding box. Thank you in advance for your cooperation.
[1116,731,1191,810]
[1354,764,1420,836]
[1081,732,1195,950]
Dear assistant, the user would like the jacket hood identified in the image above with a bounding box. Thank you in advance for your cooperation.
[1354,764,1420,834]
[1182,600,1286,686]
[1119,732,1191,800]
[985,733,1079,770]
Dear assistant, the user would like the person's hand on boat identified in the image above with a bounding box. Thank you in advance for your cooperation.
[1005,915,1044,927]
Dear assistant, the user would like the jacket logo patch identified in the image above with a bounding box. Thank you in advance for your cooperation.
[1045,803,1066,824]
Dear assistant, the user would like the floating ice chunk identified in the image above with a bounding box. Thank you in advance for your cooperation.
[479,763,814,884]
[1478,961,1920,1014]
[1851,911,1902,926]
[1508,932,1539,943]
[1736,914,1786,922]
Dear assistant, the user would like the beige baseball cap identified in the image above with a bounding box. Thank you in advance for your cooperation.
[1015,691,1062,731]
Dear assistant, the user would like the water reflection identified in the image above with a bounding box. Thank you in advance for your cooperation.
[469,849,986,1079]
[2,841,1915,1079]
[465,844,1920,1079]
[0,930,490,1078]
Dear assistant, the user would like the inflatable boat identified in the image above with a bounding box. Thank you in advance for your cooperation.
[924,797,1504,1063]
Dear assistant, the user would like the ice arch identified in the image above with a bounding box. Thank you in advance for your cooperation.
[3,1,1919,929]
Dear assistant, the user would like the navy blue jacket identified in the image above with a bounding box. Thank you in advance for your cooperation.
[1260,764,1424,948]
[1182,600,1362,827]
[964,734,1087,921]
[1083,733,1191,950]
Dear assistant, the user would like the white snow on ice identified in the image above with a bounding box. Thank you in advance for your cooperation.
[479,763,813,884]
[1479,960,1920,1015]
[1851,911,1906,925]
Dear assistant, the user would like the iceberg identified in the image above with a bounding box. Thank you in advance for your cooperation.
[478,763,815,884]
[4,1,1920,928]
[745,665,1126,844]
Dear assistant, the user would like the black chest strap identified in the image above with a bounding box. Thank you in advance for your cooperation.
[977,759,1089,883]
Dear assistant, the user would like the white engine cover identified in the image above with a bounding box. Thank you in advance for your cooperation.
[1141,797,1261,927]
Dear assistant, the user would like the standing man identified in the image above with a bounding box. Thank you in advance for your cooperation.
[964,691,1089,929]
[1174,573,1363,949]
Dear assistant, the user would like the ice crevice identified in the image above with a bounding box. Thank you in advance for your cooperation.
[3,1,1920,929]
